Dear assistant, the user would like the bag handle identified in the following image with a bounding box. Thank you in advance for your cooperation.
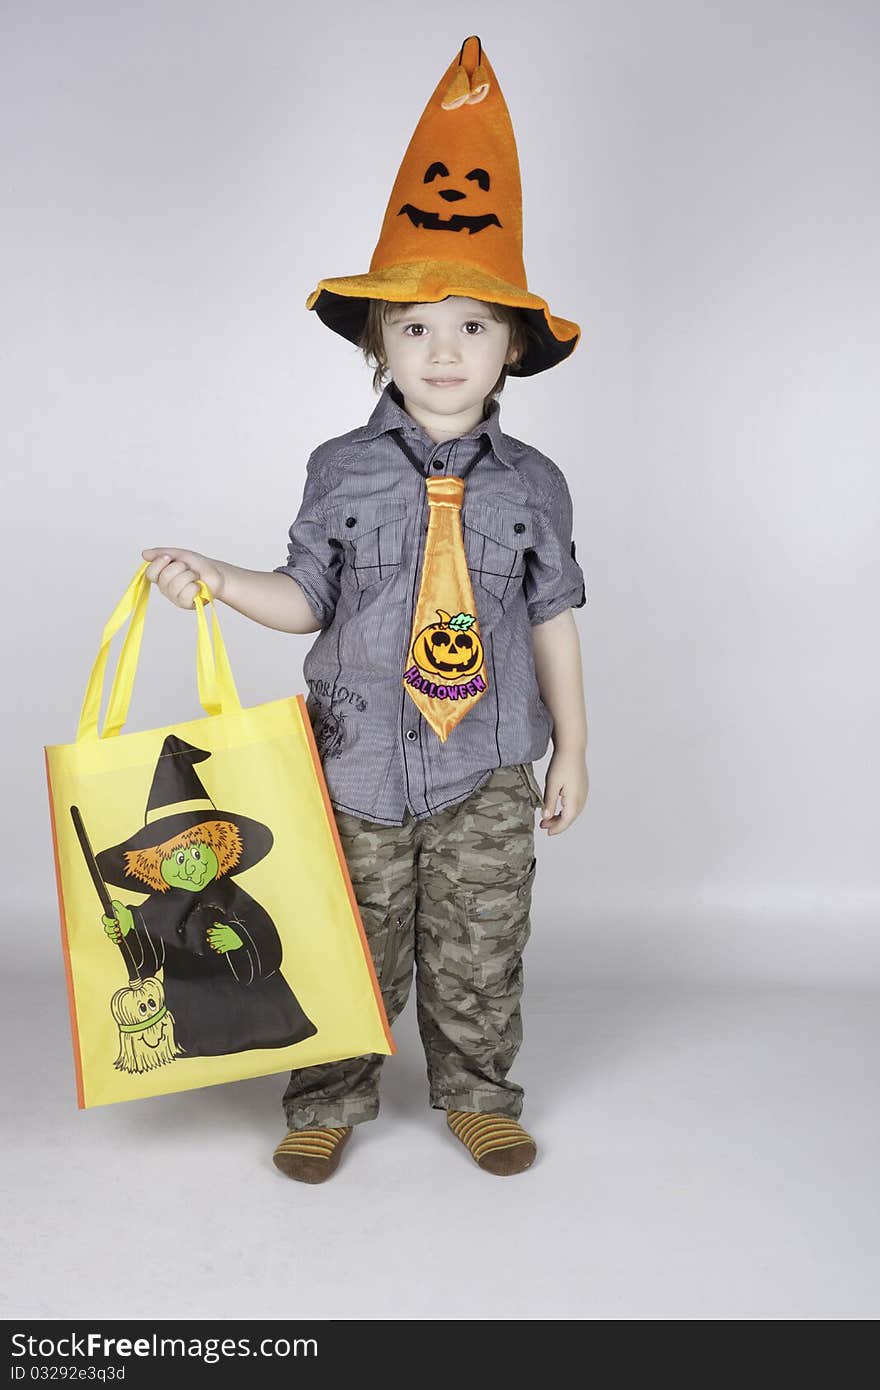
[76,562,242,742]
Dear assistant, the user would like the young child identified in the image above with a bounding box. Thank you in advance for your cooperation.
[141,36,588,1181]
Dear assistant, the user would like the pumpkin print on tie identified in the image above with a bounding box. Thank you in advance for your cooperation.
[402,475,488,741]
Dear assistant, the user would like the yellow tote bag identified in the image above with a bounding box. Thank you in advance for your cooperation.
[44,562,395,1109]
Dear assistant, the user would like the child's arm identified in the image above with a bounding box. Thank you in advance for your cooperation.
[141,549,322,634]
[522,461,589,834]
[142,449,339,635]
[530,612,589,836]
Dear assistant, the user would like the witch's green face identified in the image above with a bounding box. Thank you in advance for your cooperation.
[160,841,219,892]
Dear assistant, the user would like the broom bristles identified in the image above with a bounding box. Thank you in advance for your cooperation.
[113,1009,184,1074]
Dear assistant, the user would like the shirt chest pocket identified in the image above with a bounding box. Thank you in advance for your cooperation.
[329,500,409,591]
[461,502,534,603]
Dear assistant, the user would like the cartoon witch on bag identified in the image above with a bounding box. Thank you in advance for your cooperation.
[73,735,318,1068]
[44,563,395,1109]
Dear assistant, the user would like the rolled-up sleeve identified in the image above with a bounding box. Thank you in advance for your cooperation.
[523,470,587,626]
[273,449,342,629]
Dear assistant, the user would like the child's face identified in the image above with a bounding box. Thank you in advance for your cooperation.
[381,296,514,424]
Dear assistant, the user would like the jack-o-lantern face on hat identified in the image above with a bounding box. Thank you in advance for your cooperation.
[366,38,527,287]
[306,35,582,377]
[412,609,484,678]
[399,161,502,236]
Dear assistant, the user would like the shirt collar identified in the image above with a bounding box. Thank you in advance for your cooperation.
[358,380,516,471]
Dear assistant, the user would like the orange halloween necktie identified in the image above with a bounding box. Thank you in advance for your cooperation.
[402,476,487,741]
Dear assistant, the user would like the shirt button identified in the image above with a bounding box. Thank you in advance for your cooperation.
[405,729,418,741]
[345,516,357,528]
[514,522,526,534]
[432,460,444,470]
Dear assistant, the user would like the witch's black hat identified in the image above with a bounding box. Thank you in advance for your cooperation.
[95,735,273,891]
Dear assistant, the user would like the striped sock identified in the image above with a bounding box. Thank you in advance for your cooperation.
[273,1125,353,1183]
[446,1110,537,1175]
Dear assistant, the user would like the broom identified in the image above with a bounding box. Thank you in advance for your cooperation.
[69,805,182,1073]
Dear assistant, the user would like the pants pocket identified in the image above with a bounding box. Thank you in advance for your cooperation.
[378,906,413,992]
[514,762,544,810]
[458,857,537,994]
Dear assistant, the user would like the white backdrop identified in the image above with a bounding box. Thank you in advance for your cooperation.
[4,0,879,988]
[3,0,880,1328]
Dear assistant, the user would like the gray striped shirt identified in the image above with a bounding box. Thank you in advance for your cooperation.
[275,381,586,825]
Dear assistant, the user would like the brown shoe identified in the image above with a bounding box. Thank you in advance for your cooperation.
[272,1125,353,1183]
[446,1110,537,1175]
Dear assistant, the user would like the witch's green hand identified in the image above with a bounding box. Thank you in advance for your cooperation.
[206,923,243,954]
[102,901,134,942]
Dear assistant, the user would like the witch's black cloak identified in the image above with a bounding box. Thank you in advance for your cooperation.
[120,874,317,1057]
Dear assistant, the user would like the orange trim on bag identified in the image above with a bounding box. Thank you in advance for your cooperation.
[295,695,397,1056]
[44,749,86,1109]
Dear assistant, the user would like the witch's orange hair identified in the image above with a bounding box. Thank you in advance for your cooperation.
[123,819,244,892]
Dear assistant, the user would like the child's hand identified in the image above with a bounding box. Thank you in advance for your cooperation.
[538,750,589,835]
[141,548,226,609]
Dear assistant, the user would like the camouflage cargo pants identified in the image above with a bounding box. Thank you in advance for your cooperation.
[281,762,544,1129]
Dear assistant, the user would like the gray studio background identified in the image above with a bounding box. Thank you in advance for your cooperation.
[3,1,878,1321]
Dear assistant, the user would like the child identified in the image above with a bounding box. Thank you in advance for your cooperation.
[142,35,588,1180]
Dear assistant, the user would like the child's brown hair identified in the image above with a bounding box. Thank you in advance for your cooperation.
[358,298,532,416]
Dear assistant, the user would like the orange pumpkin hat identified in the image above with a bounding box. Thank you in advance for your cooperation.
[306,35,580,377]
